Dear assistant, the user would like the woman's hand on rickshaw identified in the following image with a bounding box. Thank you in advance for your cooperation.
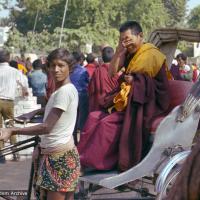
[0,128,12,141]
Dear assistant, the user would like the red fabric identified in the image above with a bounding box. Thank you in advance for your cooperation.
[85,63,98,78]
[150,116,165,133]
[78,111,124,170]
[193,69,198,82]
[150,80,193,133]
[167,80,193,112]
[88,63,119,112]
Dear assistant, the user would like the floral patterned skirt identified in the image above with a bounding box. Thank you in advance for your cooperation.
[33,147,80,199]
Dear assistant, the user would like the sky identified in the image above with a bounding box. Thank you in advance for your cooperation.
[0,0,200,18]
[187,0,200,11]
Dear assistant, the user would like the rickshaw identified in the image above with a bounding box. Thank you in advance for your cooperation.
[77,28,200,199]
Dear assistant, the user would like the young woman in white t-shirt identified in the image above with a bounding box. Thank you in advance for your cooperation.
[0,48,80,200]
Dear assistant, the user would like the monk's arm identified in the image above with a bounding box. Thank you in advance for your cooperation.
[109,39,127,77]
[109,51,125,77]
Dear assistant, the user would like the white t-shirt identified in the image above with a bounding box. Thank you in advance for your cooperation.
[40,83,78,148]
[0,62,27,100]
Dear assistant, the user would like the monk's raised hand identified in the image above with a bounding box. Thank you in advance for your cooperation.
[0,128,12,142]
[116,38,127,56]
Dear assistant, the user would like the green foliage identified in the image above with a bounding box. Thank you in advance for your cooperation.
[162,0,187,26]
[127,0,170,37]
[3,0,188,54]
[188,5,200,29]
[0,17,11,26]
[178,41,193,57]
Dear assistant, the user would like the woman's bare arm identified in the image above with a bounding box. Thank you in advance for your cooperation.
[0,108,63,141]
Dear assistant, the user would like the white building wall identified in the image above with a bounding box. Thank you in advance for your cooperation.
[0,26,10,46]
[194,43,200,57]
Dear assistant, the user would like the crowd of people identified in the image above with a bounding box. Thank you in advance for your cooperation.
[170,52,200,82]
[0,20,199,200]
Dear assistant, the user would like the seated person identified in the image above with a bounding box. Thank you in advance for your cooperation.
[88,46,120,112]
[170,53,192,81]
[78,21,171,172]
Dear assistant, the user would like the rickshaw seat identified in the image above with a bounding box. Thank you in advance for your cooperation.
[150,80,193,133]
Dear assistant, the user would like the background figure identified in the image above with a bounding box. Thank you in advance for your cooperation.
[28,59,47,107]
[170,53,193,81]
[167,139,200,200]
[9,60,29,97]
[0,49,28,162]
[191,63,200,82]
[70,51,89,132]
[88,46,120,112]
[25,57,33,75]
[85,53,98,79]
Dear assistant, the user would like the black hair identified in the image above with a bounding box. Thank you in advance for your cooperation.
[72,51,85,62]
[9,60,18,69]
[0,48,10,63]
[86,53,95,63]
[119,20,143,35]
[47,48,75,72]
[102,47,114,63]
[32,59,43,70]
[176,53,187,61]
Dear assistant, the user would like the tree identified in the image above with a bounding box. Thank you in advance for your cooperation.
[0,0,13,10]
[187,5,200,29]
[9,0,60,33]
[4,0,189,54]
[127,0,170,37]
[162,0,188,26]
[0,17,12,26]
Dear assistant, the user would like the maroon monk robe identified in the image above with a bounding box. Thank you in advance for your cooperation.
[118,65,170,171]
[78,65,170,171]
[88,63,119,112]
[78,111,124,170]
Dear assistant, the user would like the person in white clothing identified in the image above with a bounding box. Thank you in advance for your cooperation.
[0,48,80,200]
[0,49,28,162]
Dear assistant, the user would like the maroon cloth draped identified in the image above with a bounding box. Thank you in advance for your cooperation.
[85,63,98,78]
[88,63,119,112]
[78,65,170,171]
[78,111,124,170]
[119,65,170,171]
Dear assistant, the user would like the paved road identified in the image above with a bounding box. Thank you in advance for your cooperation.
[0,159,155,200]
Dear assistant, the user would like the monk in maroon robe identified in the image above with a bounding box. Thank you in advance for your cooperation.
[88,47,120,112]
[85,53,98,79]
[78,21,171,171]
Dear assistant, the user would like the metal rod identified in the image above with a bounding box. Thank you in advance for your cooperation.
[33,9,39,33]
[59,0,69,47]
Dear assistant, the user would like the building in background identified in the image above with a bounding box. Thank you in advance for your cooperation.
[0,26,10,47]
[194,43,200,57]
